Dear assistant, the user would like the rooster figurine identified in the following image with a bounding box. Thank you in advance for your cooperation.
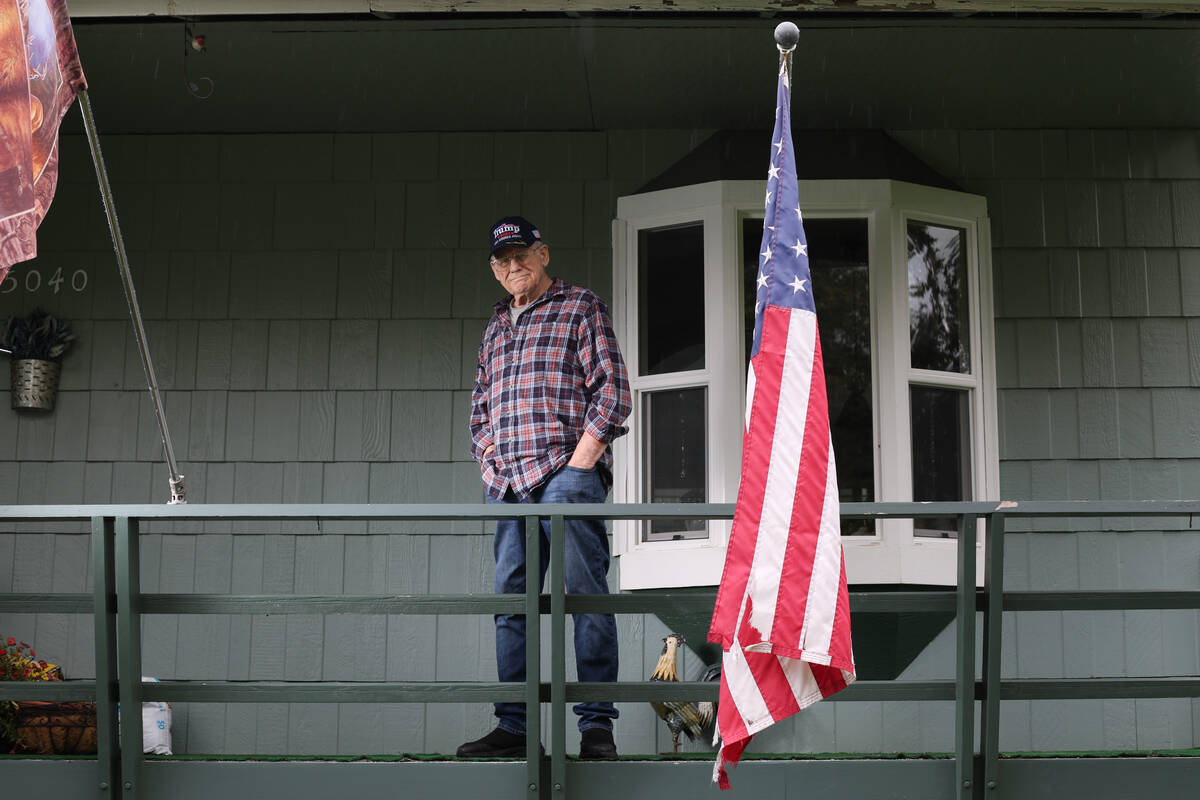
[649,633,718,753]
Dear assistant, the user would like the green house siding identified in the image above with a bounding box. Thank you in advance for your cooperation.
[896,128,1200,752]
[0,128,715,756]
[2,126,1198,755]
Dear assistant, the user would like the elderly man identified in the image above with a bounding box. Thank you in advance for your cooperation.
[458,216,632,760]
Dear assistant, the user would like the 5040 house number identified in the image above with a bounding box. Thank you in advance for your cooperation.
[1,267,89,294]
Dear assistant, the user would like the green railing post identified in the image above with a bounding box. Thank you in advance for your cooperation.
[524,514,541,799]
[116,517,144,799]
[549,514,566,798]
[979,512,1006,799]
[92,516,120,798]
[955,515,978,800]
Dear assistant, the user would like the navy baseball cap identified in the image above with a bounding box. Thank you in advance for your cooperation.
[489,216,542,256]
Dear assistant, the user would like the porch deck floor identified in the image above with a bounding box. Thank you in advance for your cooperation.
[6,747,1200,761]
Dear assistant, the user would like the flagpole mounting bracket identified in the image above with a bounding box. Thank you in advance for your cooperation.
[168,475,187,505]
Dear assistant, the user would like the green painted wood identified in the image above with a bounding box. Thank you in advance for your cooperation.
[564,680,957,702]
[144,760,533,800]
[297,391,335,460]
[145,681,527,703]
[0,592,94,612]
[955,516,978,800]
[6,755,1200,800]
[378,319,462,391]
[980,514,1006,799]
[92,516,120,800]
[524,515,540,798]
[116,517,144,799]
[0,502,731,521]
[0,762,101,800]
[991,757,1200,800]
[333,391,390,461]
[999,678,1200,700]
[84,587,1146,618]
[329,321,380,390]
[0,678,954,707]
[0,681,99,701]
[569,591,713,615]
[851,592,960,612]
[2,499,1199,523]
[549,514,566,797]
[389,391,453,461]
[4,502,1200,776]
[1002,591,1200,610]
[138,593,527,614]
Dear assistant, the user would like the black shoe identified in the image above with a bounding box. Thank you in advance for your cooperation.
[579,728,617,759]
[456,727,530,758]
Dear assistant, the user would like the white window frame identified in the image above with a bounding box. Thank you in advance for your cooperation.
[612,179,997,590]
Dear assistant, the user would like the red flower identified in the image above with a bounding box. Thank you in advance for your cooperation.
[38,660,47,668]
[5,638,14,646]
[29,650,35,658]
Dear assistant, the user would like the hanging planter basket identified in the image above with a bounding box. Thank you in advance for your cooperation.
[10,358,62,411]
[3,310,75,411]
[14,701,98,755]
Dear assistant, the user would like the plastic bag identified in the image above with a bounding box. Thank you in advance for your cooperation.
[140,676,172,755]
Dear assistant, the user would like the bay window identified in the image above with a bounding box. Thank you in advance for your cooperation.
[611,180,998,590]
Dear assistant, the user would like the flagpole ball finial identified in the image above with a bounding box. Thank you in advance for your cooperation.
[774,21,799,52]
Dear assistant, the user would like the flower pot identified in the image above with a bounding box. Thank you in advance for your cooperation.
[15,701,97,755]
[10,358,61,411]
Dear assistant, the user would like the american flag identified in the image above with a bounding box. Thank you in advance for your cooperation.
[706,48,856,789]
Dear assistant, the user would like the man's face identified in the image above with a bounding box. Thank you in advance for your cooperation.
[491,243,550,298]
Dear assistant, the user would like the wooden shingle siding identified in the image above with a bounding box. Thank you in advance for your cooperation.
[2,126,1198,755]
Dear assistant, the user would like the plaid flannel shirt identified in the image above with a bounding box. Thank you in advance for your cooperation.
[470,279,632,500]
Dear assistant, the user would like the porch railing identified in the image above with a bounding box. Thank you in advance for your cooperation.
[1,501,1198,800]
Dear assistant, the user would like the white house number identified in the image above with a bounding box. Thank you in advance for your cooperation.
[0,267,89,294]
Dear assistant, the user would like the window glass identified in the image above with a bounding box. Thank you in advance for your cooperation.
[638,223,705,375]
[642,387,708,541]
[742,217,875,535]
[907,220,970,374]
[910,385,972,537]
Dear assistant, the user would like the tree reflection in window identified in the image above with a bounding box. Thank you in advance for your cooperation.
[742,217,874,535]
[907,221,970,374]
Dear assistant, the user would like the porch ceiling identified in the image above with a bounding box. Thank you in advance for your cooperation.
[69,16,1200,134]
[66,1,1200,17]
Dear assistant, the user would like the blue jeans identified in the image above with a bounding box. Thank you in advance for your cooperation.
[487,465,619,734]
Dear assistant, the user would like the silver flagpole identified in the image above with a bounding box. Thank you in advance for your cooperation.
[78,90,186,504]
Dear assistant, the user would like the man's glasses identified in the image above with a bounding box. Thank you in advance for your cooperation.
[490,245,541,270]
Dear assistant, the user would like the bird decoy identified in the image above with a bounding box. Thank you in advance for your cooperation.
[649,633,717,754]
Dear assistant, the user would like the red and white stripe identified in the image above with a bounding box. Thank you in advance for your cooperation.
[708,306,855,789]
